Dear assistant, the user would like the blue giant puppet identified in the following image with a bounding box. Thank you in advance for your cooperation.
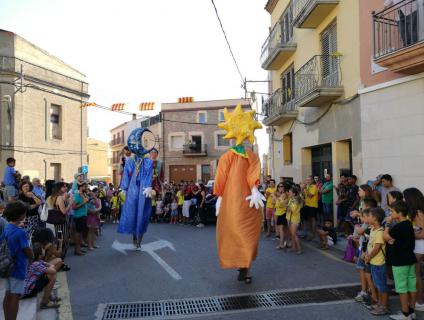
[118,127,155,249]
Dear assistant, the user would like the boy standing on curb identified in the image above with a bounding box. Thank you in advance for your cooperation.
[2,201,34,320]
[385,201,417,320]
[365,207,390,315]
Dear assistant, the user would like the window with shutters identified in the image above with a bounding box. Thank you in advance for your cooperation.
[283,133,293,165]
[281,66,295,106]
[50,104,62,140]
[281,4,294,43]
[321,22,338,87]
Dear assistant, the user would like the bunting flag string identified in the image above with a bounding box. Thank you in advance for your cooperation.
[80,102,97,108]
[139,102,155,111]
[112,103,126,111]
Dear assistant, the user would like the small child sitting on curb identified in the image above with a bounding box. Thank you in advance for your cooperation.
[318,218,337,250]
[22,243,60,309]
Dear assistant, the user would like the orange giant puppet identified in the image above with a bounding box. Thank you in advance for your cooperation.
[213,104,266,284]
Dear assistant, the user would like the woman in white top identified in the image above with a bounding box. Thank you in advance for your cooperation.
[404,188,424,311]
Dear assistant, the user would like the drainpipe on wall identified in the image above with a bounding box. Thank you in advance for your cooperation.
[161,112,166,182]
[270,126,274,178]
[43,159,47,181]
[44,98,48,141]
[80,83,83,168]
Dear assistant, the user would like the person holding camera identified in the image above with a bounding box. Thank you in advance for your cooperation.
[47,182,72,260]
[72,183,89,256]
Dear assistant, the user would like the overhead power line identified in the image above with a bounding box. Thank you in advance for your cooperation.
[210,0,244,85]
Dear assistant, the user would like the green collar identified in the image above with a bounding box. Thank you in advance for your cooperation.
[230,144,248,158]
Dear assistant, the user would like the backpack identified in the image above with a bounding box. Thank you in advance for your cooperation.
[0,229,15,278]
[343,237,356,263]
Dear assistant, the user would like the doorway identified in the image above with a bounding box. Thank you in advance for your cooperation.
[311,144,332,179]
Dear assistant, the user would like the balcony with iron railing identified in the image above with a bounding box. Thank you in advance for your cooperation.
[110,137,125,147]
[294,55,343,108]
[182,143,207,156]
[373,0,424,73]
[261,3,296,70]
[262,88,298,126]
[292,0,339,28]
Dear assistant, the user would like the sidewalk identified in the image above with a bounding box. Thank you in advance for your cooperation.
[0,279,58,320]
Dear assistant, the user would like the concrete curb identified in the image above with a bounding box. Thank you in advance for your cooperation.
[57,272,73,320]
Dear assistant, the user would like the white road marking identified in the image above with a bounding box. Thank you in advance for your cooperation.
[112,239,182,280]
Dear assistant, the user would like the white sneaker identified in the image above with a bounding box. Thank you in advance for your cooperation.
[389,313,411,320]
[415,302,424,312]
[354,291,367,302]
[196,223,205,228]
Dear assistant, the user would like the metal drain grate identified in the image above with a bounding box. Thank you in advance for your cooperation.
[99,285,360,319]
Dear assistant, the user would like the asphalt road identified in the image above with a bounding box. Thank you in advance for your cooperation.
[65,222,423,320]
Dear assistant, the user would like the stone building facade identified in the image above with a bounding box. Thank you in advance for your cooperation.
[160,98,251,183]
[0,29,89,183]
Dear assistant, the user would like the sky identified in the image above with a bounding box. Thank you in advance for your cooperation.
[0,0,270,156]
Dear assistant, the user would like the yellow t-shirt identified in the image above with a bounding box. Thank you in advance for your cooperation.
[151,190,157,206]
[275,198,287,216]
[368,227,386,266]
[176,191,184,206]
[119,192,126,204]
[266,187,276,209]
[304,184,318,208]
[110,196,119,209]
[287,198,301,225]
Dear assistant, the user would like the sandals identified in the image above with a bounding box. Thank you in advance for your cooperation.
[60,264,71,272]
[40,301,60,309]
[237,268,248,281]
[50,296,62,302]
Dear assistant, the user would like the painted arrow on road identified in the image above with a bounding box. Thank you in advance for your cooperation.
[112,239,182,280]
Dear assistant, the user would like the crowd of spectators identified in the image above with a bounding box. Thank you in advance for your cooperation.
[261,172,424,319]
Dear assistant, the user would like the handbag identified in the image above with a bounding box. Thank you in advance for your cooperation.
[47,208,66,225]
[40,203,48,222]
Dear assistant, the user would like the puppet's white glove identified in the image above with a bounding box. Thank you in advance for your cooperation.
[143,187,153,198]
[215,196,222,216]
[246,186,266,209]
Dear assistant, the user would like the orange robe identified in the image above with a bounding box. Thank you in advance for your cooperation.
[214,149,262,269]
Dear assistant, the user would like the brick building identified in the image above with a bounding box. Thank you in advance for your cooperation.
[159,98,251,184]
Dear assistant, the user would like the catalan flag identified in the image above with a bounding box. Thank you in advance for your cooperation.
[111,103,126,111]
[178,97,194,103]
[80,102,97,108]
[139,102,155,111]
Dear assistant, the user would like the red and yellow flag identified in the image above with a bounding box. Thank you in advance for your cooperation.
[111,103,126,111]
[80,102,97,108]
[139,102,155,111]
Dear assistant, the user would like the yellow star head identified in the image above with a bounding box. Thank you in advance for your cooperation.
[218,104,262,145]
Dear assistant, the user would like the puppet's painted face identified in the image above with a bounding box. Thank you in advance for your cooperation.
[127,128,155,157]
[218,104,262,145]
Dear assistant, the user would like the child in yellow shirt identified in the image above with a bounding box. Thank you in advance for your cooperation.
[273,184,288,249]
[287,187,302,255]
[265,179,276,237]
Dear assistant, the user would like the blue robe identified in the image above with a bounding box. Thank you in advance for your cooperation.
[118,156,153,237]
